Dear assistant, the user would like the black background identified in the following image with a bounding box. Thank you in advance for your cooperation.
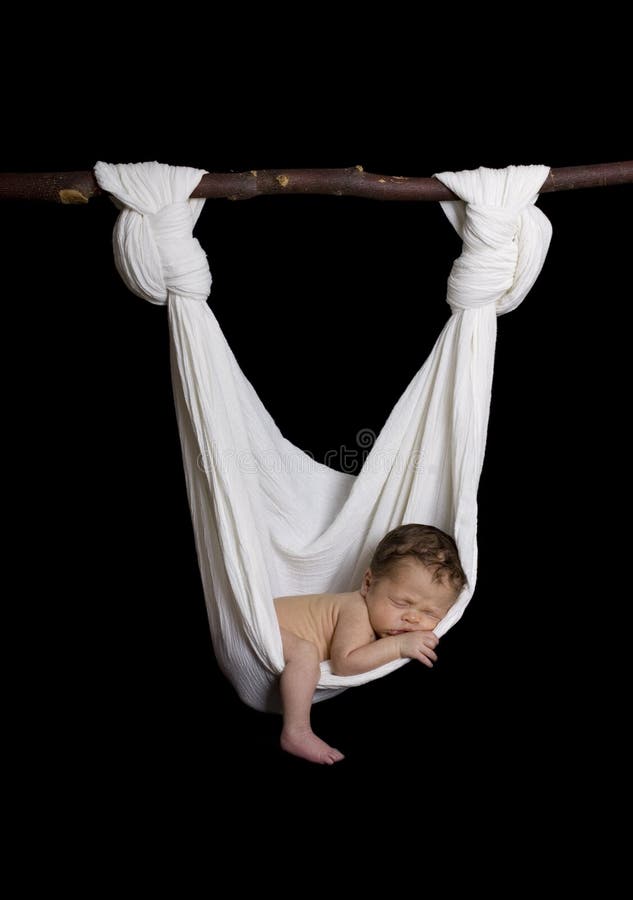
[3,106,629,837]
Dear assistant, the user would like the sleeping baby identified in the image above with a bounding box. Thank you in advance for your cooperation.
[274,523,467,764]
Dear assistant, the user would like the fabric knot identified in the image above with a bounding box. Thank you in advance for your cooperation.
[445,204,521,313]
[149,201,195,242]
[93,161,211,306]
[434,165,552,316]
[147,202,212,304]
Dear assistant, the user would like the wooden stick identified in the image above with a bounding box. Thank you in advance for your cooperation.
[0,161,631,205]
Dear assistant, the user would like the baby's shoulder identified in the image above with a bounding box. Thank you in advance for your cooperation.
[331,590,369,618]
[339,590,366,607]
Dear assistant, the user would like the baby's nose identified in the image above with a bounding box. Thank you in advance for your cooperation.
[403,610,420,623]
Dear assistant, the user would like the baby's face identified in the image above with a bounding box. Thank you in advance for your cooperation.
[361,559,457,638]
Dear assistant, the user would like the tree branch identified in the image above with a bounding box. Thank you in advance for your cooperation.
[0,161,631,204]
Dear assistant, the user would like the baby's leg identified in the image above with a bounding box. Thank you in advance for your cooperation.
[278,628,344,765]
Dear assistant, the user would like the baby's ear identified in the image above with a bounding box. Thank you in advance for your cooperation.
[359,568,372,597]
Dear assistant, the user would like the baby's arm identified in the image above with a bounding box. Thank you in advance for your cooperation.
[329,600,438,676]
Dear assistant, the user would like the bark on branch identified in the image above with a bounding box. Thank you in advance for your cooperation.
[0,161,631,205]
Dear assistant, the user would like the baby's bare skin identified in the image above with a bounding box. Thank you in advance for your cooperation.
[274,559,457,765]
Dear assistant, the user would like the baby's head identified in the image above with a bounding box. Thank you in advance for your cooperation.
[360,524,467,638]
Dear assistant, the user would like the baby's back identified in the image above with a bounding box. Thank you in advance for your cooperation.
[274,592,352,661]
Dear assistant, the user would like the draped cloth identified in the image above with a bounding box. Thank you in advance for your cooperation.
[95,161,552,713]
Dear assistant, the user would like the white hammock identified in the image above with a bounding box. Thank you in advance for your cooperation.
[95,160,552,713]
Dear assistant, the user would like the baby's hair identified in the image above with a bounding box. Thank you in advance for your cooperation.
[370,524,467,593]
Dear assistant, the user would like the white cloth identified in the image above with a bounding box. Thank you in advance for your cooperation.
[95,160,551,713]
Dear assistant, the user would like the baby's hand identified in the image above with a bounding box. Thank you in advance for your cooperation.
[397,631,439,668]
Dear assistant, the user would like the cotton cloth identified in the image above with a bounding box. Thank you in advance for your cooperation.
[95,160,551,712]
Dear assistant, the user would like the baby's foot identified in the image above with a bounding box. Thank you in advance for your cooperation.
[280,728,345,765]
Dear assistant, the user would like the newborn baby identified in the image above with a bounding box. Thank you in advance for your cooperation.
[274,523,467,764]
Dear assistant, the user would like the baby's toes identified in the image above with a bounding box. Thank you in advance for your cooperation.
[327,748,345,763]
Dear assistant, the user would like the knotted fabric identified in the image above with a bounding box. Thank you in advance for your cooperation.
[96,161,551,712]
[94,161,211,305]
[434,165,551,314]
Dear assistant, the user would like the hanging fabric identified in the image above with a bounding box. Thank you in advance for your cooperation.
[95,160,552,713]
